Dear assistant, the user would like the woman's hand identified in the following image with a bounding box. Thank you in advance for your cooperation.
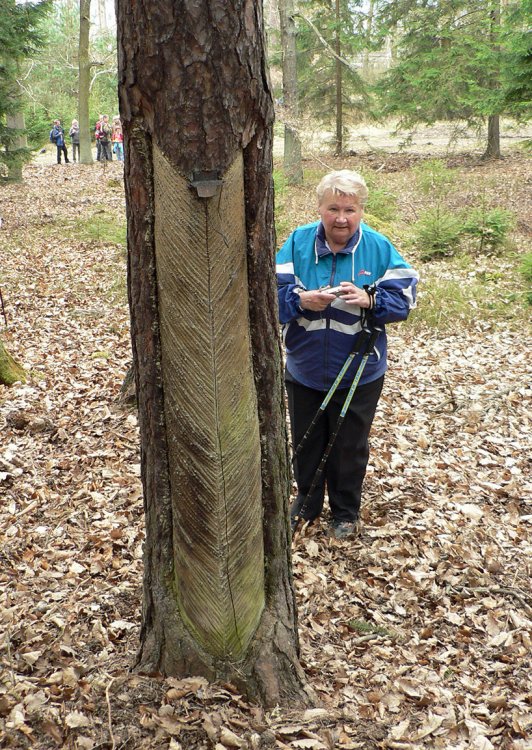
[299,283,371,311]
[298,289,337,312]
[329,282,372,308]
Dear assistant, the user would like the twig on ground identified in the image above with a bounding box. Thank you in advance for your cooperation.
[105,676,117,750]
[4,629,16,687]
[450,585,532,617]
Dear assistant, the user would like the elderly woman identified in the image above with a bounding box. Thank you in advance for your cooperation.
[277,170,418,538]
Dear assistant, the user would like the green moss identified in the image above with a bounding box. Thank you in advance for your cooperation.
[348,618,398,639]
[70,215,127,246]
[0,341,26,385]
[38,213,126,247]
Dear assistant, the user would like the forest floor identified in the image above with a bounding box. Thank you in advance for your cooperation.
[0,135,531,750]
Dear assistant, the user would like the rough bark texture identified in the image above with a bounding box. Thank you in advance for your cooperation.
[484,114,501,160]
[117,0,312,707]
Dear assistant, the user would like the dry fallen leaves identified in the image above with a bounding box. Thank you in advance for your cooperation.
[0,154,530,749]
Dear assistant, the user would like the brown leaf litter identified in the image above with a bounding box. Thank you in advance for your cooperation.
[0,154,530,749]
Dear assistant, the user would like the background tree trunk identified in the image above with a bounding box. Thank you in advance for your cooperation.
[79,0,93,165]
[279,0,303,184]
[117,0,312,708]
[6,112,26,183]
[362,0,375,77]
[483,1,502,160]
[484,114,501,159]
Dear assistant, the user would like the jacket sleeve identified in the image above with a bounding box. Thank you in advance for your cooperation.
[371,244,419,324]
[276,232,306,324]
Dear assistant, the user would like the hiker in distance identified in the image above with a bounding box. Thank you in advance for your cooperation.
[49,119,69,164]
[69,119,80,162]
[277,170,419,539]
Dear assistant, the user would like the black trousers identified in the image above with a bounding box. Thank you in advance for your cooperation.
[286,375,384,524]
[100,141,112,161]
[56,144,68,163]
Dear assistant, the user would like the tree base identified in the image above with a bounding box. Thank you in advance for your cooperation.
[135,604,316,709]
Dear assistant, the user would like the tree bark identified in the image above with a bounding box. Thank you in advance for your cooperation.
[484,114,501,160]
[117,0,312,708]
[279,0,303,184]
[79,0,93,165]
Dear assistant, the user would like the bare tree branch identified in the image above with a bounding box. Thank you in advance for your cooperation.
[293,12,362,76]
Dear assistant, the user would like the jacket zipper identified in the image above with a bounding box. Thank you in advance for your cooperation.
[323,256,338,389]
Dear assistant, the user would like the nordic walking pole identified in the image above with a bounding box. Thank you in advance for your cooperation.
[293,327,371,460]
[293,285,377,460]
[292,325,382,536]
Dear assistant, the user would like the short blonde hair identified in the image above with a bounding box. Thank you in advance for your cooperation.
[316,170,368,207]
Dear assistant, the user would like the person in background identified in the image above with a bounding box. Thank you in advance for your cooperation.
[69,119,80,162]
[111,116,124,161]
[49,119,69,164]
[95,114,103,161]
[98,114,113,161]
[277,170,419,539]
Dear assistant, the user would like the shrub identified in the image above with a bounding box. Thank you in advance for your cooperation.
[461,206,515,253]
[412,207,463,260]
[413,158,457,199]
[363,211,397,241]
[363,173,398,222]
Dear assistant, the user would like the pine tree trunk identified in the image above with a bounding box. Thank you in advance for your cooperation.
[279,0,303,184]
[79,0,93,165]
[117,0,312,708]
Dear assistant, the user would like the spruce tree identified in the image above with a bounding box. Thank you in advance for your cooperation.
[295,0,369,153]
[0,0,50,175]
[501,0,532,120]
[372,0,530,157]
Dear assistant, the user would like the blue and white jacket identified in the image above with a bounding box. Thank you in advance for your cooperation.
[277,220,418,391]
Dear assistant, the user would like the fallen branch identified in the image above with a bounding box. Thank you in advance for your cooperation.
[450,585,532,618]
[0,287,7,326]
[105,676,116,750]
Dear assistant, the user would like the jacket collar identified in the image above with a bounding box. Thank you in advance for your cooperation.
[316,222,360,257]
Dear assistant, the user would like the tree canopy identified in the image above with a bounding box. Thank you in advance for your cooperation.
[295,0,369,136]
[372,0,531,150]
